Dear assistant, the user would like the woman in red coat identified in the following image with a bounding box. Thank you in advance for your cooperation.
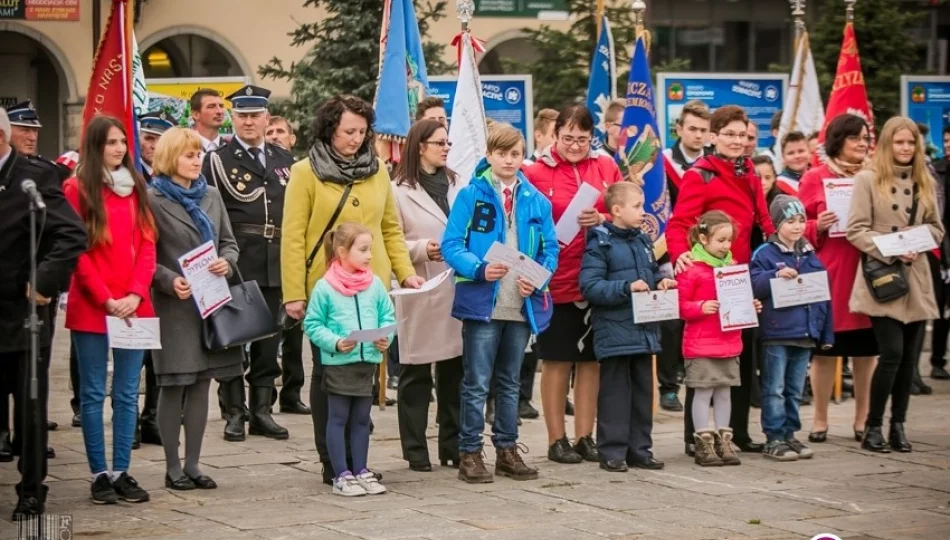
[65,116,157,505]
[797,114,878,443]
[524,105,622,465]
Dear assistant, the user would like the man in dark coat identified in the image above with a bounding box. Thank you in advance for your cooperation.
[0,108,87,519]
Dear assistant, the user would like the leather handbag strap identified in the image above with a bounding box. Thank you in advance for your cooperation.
[306,183,353,270]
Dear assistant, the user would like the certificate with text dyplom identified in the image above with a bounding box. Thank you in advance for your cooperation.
[178,241,232,319]
[714,265,758,332]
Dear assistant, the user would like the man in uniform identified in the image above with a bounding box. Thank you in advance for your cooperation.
[139,110,178,183]
[203,85,294,441]
[0,108,87,519]
[191,88,227,159]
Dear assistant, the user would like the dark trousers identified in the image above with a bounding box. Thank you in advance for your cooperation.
[0,348,50,503]
[597,354,654,462]
[398,357,463,464]
[142,351,159,414]
[684,328,756,444]
[488,349,538,404]
[309,343,352,465]
[868,317,925,428]
[657,320,684,395]
[280,323,305,404]
[928,252,949,369]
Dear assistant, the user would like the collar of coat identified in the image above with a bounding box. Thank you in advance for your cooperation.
[766,234,815,255]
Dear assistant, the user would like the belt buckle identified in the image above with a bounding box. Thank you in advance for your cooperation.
[263,224,276,239]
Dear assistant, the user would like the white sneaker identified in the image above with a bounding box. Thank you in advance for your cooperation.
[356,470,387,495]
[332,473,366,497]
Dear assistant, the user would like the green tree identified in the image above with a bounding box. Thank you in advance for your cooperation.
[811,0,927,129]
[258,0,450,149]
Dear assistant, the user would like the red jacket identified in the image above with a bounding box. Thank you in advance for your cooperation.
[524,147,622,303]
[63,178,157,334]
[798,164,871,333]
[667,155,774,265]
[678,261,743,359]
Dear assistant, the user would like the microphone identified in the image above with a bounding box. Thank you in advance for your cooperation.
[20,179,46,210]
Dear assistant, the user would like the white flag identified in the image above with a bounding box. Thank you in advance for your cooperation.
[777,32,824,156]
[447,32,487,202]
[131,31,149,116]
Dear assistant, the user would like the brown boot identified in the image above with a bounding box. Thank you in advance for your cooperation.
[693,430,724,467]
[715,428,742,466]
[495,444,538,481]
[458,451,494,484]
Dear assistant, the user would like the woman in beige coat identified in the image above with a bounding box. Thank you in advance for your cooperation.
[392,120,464,471]
[846,116,945,454]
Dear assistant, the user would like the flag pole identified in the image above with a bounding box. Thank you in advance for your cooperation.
[791,0,806,52]
[458,0,474,33]
[845,0,856,22]
[596,0,606,38]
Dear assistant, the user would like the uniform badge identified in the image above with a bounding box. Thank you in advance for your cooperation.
[231,168,238,174]
[244,173,252,181]
[237,182,247,191]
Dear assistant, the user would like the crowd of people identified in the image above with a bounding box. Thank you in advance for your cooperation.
[1,85,948,514]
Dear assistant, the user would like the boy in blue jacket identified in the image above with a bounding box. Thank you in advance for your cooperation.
[751,195,834,463]
[579,183,677,473]
[442,124,558,484]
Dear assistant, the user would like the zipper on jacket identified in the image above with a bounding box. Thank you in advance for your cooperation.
[353,296,365,362]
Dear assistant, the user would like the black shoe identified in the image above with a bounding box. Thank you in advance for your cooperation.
[628,457,665,470]
[485,401,495,425]
[548,436,583,464]
[71,413,81,427]
[164,473,196,490]
[932,366,950,380]
[12,496,44,521]
[917,381,934,395]
[889,422,913,453]
[659,392,683,412]
[565,399,575,416]
[185,473,217,489]
[140,418,162,446]
[735,440,764,453]
[808,431,828,443]
[249,387,290,440]
[91,474,118,504]
[322,464,334,486]
[113,473,150,502]
[573,435,599,462]
[599,459,628,472]
[0,432,12,463]
[409,461,433,472]
[518,401,540,419]
[684,442,696,457]
[862,426,891,453]
[387,375,400,390]
[279,399,312,415]
[46,421,57,431]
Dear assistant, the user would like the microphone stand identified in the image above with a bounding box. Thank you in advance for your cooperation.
[23,197,46,534]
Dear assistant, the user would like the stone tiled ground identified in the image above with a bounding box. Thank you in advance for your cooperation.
[2,323,949,540]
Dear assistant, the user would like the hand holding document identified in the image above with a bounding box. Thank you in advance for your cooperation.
[555,183,602,245]
[390,269,453,297]
[871,225,938,257]
[178,241,232,319]
[770,271,831,309]
[106,317,162,350]
[714,264,758,331]
[632,289,679,323]
[345,324,397,343]
[823,178,854,238]
[484,241,552,289]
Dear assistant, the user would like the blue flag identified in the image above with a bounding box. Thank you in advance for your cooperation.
[617,34,669,255]
[373,0,430,141]
[585,15,616,151]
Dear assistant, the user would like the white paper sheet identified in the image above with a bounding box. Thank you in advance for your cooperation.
[483,241,552,289]
[714,264,759,331]
[345,324,397,343]
[823,178,854,238]
[177,241,232,319]
[106,317,162,350]
[770,271,831,309]
[871,225,938,257]
[389,269,453,297]
[632,289,680,324]
[554,182,602,245]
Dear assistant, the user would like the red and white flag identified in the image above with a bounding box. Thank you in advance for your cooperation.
[815,21,871,164]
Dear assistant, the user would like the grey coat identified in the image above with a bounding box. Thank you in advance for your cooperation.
[148,185,244,378]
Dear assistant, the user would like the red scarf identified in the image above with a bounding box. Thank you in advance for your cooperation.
[324,260,374,296]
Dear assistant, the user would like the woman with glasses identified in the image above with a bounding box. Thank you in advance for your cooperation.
[667,105,775,457]
[524,105,623,466]
[798,114,878,444]
[391,119,464,471]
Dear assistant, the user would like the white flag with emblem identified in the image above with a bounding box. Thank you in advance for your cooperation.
[777,32,824,150]
[446,31,487,199]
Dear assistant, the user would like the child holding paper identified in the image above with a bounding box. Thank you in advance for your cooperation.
[303,222,395,497]
[751,195,834,462]
[579,183,676,472]
[442,124,558,484]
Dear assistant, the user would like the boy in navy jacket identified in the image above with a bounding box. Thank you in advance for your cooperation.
[579,183,676,472]
[751,195,833,463]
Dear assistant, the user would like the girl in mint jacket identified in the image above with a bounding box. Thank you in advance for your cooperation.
[303,222,395,498]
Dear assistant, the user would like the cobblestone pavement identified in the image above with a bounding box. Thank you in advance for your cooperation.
[2,324,950,540]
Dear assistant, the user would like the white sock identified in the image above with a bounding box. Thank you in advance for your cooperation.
[111,471,124,482]
[93,471,109,481]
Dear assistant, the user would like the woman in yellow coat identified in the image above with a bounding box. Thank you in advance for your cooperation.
[281,95,424,484]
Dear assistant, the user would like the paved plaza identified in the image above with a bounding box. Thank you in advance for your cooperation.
[2,324,950,540]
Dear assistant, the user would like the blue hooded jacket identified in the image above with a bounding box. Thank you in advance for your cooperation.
[750,238,834,348]
[441,158,559,334]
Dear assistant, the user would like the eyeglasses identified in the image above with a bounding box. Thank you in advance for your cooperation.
[425,140,453,148]
[560,136,592,147]
[717,132,747,141]
[846,135,871,143]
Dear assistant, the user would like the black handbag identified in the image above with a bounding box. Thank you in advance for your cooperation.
[862,184,918,303]
[202,267,280,351]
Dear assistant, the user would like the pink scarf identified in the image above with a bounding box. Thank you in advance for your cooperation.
[324,260,374,296]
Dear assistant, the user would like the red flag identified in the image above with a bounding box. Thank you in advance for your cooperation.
[816,22,872,164]
[81,0,136,148]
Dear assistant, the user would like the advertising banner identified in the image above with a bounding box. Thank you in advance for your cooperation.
[901,75,950,159]
[0,0,79,21]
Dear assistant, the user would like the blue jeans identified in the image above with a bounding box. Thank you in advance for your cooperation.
[761,344,811,442]
[459,319,530,453]
[72,331,145,474]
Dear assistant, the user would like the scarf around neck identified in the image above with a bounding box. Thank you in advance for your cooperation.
[151,174,216,243]
[324,260,374,296]
[308,139,379,185]
[827,157,866,178]
[106,166,135,197]
[691,243,734,268]
[417,167,450,216]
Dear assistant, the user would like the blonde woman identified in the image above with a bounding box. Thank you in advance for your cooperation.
[846,117,945,453]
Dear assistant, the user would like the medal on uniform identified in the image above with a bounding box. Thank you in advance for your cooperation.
[244,173,251,181]
[237,182,246,191]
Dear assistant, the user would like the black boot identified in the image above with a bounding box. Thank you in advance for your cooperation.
[0,432,12,463]
[249,387,289,440]
[222,378,246,442]
[139,410,162,446]
[889,422,913,453]
[861,426,890,453]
